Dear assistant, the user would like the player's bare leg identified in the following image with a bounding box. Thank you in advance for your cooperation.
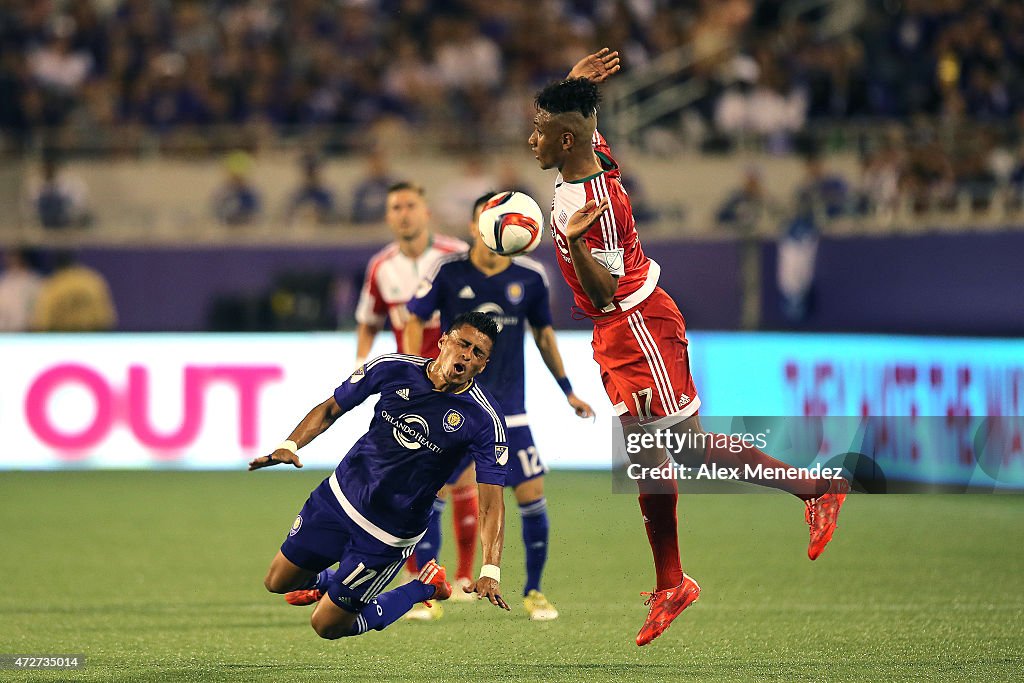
[264,551,336,606]
[665,414,849,560]
[310,597,359,640]
[264,551,319,594]
[514,476,558,620]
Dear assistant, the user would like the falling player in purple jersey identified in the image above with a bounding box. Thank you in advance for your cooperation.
[250,312,511,639]
[404,193,594,621]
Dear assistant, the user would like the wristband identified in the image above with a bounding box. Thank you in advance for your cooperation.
[479,564,500,582]
[277,440,298,454]
[556,376,573,395]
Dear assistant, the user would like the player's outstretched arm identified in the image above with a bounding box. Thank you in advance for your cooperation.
[531,325,595,419]
[566,198,618,310]
[464,483,510,610]
[402,313,425,356]
[248,396,343,471]
[567,48,621,83]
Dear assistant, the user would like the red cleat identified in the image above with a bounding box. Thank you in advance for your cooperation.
[416,559,452,602]
[284,589,322,606]
[806,477,851,560]
[635,573,700,646]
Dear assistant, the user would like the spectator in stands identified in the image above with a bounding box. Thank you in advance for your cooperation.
[717,166,779,330]
[794,149,850,222]
[778,148,848,324]
[211,150,261,226]
[350,149,397,224]
[286,153,337,225]
[856,141,905,218]
[25,14,93,125]
[713,55,807,152]
[23,154,92,229]
[716,166,776,232]
[32,250,117,332]
[0,247,42,332]
[901,131,956,213]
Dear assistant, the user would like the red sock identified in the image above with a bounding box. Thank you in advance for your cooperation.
[637,458,683,591]
[703,435,828,500]
[451,485,478,581]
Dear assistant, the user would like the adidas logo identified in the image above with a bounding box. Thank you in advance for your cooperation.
[678,393,691,406]
[458,286,475,298]
[397,388,410,400]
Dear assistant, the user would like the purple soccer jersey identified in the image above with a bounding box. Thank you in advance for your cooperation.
[406,254,552,417]
[329,354,508,544]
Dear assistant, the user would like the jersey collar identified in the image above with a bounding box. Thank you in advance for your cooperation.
[563,151,617,184]
[424,361,475,394]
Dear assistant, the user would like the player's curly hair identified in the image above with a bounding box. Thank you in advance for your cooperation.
[448,311,499,346]
[535,77,600,118]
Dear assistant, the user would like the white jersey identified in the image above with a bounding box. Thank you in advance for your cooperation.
[355,234,468,354]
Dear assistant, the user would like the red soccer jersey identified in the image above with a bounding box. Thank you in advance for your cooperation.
[356,234,468,356]
[548,130,660,321]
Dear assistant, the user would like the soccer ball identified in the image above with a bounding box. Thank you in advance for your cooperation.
[477,191,545,256]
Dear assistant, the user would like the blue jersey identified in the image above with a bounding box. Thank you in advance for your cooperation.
[406,254,553,417]
[331,354,508,543]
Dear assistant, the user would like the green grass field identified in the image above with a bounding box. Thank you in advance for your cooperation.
[2,471,1022,682]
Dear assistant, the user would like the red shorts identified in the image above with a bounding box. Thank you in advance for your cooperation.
[592,288,700,427]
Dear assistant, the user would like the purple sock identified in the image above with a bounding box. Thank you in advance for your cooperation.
[520,497,549,595]
[348,581,435,635]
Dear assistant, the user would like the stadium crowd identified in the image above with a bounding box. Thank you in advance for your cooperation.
[3,0,1024,222]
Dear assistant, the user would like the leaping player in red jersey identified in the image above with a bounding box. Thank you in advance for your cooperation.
[530,49,850,646]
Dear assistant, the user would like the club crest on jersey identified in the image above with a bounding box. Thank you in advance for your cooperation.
[495,445,509,466]
[506,282,524,305]
[350,365,365,383]
[289,515,302,536]
[443,409,465,433]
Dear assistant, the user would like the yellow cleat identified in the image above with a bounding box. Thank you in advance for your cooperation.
[523,590,559,621]
[403,601,444,621]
